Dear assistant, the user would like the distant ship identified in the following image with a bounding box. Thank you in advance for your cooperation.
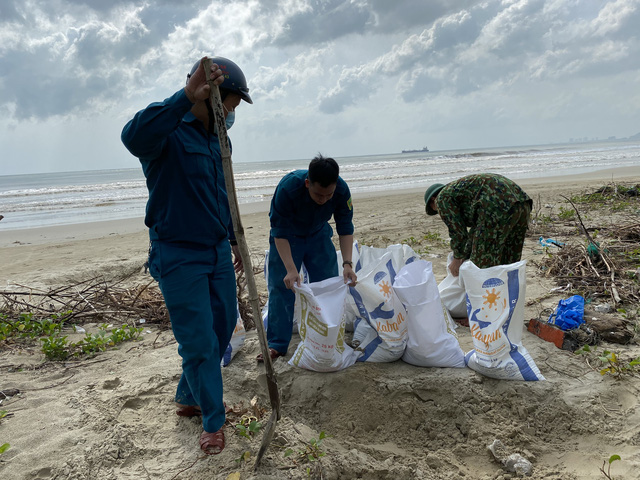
[401,146,429,153]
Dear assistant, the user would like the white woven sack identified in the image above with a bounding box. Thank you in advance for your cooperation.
[393,259,465,367]
[221,302,245,367]
[336,240,361,332]
[438,252,469,319]
[350,251,408,362]
[356,244,419,274]
[460,260,544,381]
[345,243,419,331]
[262,248,308,333]
[289,277,361,372]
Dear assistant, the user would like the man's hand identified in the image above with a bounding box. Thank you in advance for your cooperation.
[343,265,357,287]
[232,245,243,273]
[283,270,301,291]
[449,257,465,277]
[184,57,224,103]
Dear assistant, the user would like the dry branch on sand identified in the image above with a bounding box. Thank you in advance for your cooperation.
[528,185,640,348]
[0,262,267,333]
[533,223,639,307]
[0,274,169,328]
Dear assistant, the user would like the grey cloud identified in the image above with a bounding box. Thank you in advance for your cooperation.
[0,0,211,121]
[367,0,478,34]
[267,0,479,47]
[37,0,204,14]
[318,0,640,112]
[318,66,373,113]
[272,0,373,46]
[397,68,446,102]
[0,1,22,21]
[1,49,128,121]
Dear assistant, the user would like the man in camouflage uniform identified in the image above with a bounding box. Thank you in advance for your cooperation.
[424,173,532,276]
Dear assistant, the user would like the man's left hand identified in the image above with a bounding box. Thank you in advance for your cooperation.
[343,265,357,286]
[232,245,243,273]
[449,257,465,277]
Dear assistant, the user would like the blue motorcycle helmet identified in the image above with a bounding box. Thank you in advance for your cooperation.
[187,56,253,104]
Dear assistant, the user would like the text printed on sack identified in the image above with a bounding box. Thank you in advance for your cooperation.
[470,322,503,350]
[375,311,406,337]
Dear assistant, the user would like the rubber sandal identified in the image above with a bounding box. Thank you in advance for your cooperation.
[256,348,285,363]
[453,317,469,327]
[176,402,231,417]
[176,405,201,417]
[200,428,225,455]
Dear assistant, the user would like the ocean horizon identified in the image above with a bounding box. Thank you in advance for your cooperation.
[1,140,639,231]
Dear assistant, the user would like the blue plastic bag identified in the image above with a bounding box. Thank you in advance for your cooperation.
[548,295,585,331]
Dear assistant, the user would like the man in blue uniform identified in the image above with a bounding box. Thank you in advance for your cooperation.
[259,155,357,362]
[121,56,252,455]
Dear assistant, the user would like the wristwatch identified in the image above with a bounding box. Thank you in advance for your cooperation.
[342,260,353,267]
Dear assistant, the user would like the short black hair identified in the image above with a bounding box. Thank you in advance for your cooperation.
[308,154,339,187]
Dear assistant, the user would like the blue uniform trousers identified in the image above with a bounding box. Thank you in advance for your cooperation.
[148,239,236,433]
[267,230,338,353]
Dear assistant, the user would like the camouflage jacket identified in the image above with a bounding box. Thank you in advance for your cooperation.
[435,173,532,259]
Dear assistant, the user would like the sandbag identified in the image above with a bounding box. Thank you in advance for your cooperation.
[460,260,544,381]
[438,252,468,319]
[289,277,361,372]
[350,251,409,362]
[356,244,419,273]
[265,242,359,332]
[336,240,361,332]
[393,260,465,367]
[261,248,308,333]
[344,243,419,329]
[221,302,245,367]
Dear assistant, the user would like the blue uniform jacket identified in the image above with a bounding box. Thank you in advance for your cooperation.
[121,89,235,246]
[269,170,354,239]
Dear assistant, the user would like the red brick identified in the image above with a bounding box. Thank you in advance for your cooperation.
[527,318,565,349]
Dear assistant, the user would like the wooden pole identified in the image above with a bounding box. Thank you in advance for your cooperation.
[204,58,280,469]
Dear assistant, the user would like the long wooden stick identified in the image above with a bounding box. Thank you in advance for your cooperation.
[204,58,280,469]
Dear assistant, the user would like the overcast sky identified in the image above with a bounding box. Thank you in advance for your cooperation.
[1,0,639,175]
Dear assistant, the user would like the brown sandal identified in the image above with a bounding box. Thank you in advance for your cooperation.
[176,405,201,417]
[200,428,225,455]
[256,348,285,363]
[176,402,231,417]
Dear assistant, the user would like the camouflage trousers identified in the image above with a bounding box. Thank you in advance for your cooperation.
[469,200,531,268]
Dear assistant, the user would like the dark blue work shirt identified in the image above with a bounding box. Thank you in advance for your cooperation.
[121,89,235,246]
[269,170,354,239]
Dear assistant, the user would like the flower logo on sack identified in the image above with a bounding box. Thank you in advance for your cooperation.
[480,277,506,320]
[378,280,392,298]
[483,288,501,309]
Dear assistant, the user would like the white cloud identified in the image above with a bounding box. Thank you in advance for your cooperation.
[0,0,639,174]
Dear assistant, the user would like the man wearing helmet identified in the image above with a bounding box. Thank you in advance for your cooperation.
[424,173,532,276]
[121,56,252,455]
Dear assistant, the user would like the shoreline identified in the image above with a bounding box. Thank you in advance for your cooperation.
[1,165,638,248]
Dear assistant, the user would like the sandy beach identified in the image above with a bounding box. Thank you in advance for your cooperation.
[1,166,639,480]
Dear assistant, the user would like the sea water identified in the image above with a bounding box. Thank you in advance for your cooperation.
[1,141,639,230]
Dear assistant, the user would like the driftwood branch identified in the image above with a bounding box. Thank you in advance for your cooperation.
[204,57,280,469]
